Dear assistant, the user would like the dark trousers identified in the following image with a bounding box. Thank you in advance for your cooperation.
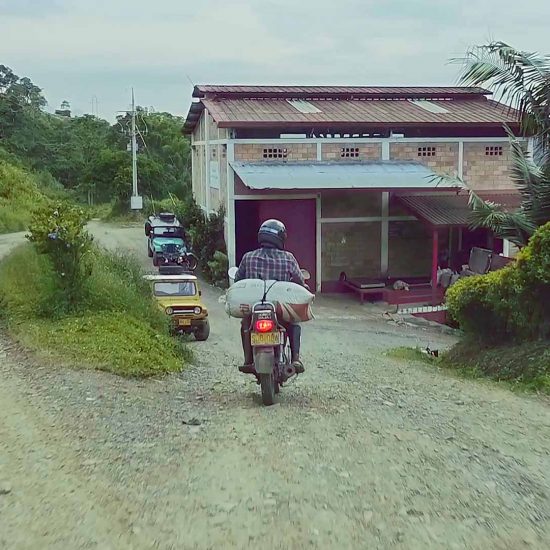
[241,317,301,365]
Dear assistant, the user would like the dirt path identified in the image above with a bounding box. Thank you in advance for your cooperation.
[1,223,549,549]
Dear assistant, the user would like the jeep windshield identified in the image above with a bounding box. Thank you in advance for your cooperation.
[152,226,184,238]
[153,281,197,296]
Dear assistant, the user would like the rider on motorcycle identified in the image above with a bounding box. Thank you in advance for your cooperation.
[234,219,306,374]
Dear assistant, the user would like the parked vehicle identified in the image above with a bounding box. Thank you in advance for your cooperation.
[227,267,311,406]
[145,213,192,267]
[144,271,209,340]
[157,242,199,271]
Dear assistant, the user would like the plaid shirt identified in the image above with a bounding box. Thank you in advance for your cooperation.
[235,247,305,285]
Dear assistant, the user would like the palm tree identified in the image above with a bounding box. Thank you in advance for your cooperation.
[440,42,550,247]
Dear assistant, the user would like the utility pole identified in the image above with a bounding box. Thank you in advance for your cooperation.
[129,88,143,210]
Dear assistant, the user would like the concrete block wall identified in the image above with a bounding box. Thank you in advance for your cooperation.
[321,222,382,280]
[387,220,432,278]
[322,143,381,161]
[390,142,459,175]
[463,142,514,191]
[234,143,317,162]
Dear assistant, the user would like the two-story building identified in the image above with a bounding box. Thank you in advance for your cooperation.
[183,85,525,296]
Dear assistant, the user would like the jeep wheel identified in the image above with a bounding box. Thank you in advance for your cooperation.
[152,252,159,266]
[147,243,153,257]
[194,321,210,341]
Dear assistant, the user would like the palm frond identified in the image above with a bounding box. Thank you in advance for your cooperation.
[453,42,550,140]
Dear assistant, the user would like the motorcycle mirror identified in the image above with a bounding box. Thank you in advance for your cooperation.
[301,269,311,281]
[228,267,238,279]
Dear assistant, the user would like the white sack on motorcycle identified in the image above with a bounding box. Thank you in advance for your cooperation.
[224,279,315,323]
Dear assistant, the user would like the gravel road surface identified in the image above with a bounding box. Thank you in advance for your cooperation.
[1,224,549,549]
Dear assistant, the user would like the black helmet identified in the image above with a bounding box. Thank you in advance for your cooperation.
[258,219,287,250]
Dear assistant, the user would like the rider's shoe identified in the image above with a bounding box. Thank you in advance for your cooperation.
[292,359,305,373]
[238,364,256,374]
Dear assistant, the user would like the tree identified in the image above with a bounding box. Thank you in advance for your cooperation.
[437,43,550,247]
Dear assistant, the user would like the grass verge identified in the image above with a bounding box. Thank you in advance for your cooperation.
[0,243,191,377]
[442,339,550,394]
[385,341,550,395]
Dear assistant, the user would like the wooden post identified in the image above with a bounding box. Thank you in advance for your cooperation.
[431,229,439,289]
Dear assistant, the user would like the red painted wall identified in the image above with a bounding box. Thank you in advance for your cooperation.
[235,199,317,289]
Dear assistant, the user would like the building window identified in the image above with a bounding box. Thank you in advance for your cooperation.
[418,146,437,157]
[263,148,287,159]
[341,147,360,158]
[485,146,503,156]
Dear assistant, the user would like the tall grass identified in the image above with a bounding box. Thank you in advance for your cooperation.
[0,244,190,376]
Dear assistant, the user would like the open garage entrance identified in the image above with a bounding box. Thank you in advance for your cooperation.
[235,198,317,290]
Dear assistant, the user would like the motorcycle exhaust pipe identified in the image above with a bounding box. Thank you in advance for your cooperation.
[284,364,296,379]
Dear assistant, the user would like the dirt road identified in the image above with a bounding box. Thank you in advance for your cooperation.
[1,223,549,549]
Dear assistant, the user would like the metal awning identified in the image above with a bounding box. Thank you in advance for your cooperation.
[230,161,460,190]
[397,192,521,227]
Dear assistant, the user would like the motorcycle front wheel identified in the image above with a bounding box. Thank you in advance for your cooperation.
[259,373,275,406]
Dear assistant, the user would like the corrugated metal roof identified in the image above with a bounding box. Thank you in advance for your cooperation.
[193,85,492,99]
[201,97,518,128]
[230,161,460,191]
[397,192,521,226]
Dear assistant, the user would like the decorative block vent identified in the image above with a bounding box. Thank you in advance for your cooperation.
[418,146,437,157]
[263,148,288,159]
[341,147,360,158]
[485,146,503,156]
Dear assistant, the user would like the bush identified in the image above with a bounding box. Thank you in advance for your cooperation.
[208,251,229,288]
[447,221,550,342]
[27,201,93,312]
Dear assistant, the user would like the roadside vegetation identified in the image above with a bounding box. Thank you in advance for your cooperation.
[442,221,550,392]
[0,64,191,221]
[145,195,228,286]
[0,202,190,376]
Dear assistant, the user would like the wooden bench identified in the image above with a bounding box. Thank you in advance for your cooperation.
[340,274,385,304]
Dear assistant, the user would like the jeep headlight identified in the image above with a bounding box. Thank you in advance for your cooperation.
[165,307,173,315]
[193,307,202,315]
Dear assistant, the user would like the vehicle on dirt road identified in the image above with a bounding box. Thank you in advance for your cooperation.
[145,213,192,267]
[144,271,210,341]
[228,267,311,406]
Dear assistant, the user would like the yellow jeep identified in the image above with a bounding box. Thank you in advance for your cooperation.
[144,273,210,341]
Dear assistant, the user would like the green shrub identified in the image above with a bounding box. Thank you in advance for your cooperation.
[27,201,93,312]
[208,251,229,287]
[447,221,550,342]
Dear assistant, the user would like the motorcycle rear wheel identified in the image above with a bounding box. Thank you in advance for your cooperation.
[259,373,275,406]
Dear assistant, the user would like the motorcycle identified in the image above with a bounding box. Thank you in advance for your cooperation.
[228,267,311,406]
[159,243,198,272]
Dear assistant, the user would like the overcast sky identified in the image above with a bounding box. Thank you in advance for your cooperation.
[1,0,549,120]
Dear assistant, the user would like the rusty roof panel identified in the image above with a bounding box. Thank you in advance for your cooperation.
[397,192,521,226]
[199,97,519,128]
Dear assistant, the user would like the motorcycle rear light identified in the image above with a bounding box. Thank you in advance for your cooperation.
[255,319,275,333]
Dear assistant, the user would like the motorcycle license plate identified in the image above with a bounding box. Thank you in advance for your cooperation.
[251,332,280,346]
[178,318,192,326]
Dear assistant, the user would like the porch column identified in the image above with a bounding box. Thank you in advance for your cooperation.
[431,229,439,289]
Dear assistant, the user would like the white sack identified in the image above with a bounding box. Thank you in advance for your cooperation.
[224,279,314,323]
